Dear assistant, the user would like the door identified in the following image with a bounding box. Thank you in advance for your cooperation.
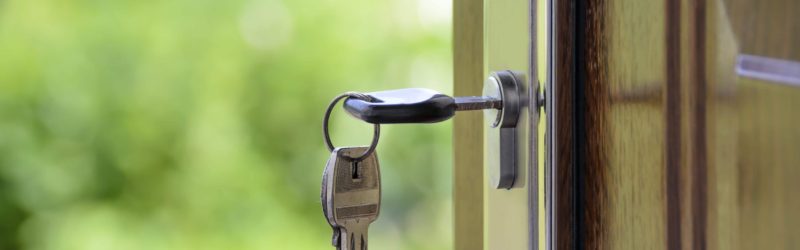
[454,0,800,249]
[454,0,542,249]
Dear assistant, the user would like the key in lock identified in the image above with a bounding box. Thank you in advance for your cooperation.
[341,70,540,189]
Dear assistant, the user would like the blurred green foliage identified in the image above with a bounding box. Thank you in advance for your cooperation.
[0,0,452,249]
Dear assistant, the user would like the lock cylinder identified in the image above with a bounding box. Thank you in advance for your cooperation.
[483,70,524,189]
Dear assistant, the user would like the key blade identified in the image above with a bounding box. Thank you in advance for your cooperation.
[338,223,369,250]
[454,96,502,111]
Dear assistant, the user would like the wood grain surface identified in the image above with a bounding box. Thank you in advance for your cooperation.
[551,0,800,249]
[551,0,576,248]
[717,0,800,249]
[453,0,484,249]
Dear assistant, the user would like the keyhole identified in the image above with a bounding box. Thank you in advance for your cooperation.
[351,161,360,179]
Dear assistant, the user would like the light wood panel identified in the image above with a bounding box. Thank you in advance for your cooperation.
[453,0,484,249]
[714,0,800,249]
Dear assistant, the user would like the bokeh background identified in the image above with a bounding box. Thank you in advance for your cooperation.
[0,0,453,249]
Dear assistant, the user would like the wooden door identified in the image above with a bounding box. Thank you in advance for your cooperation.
[548,0,800,249]
[455,0,800,249]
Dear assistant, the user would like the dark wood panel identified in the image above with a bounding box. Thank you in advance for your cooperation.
[551,0,576,248]
[581,0,672,248]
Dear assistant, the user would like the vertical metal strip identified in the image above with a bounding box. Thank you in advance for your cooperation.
[544,0,554,247]
[544,0,557,248]
[529,0,540,249]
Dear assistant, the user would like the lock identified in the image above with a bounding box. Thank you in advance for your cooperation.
[483,70,523,189]
[340,70,532,189]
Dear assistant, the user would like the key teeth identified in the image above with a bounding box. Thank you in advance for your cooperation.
[361,234,366,250]
[350,233,355,250]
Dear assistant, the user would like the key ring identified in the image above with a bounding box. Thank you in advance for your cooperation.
[323,92,380,161]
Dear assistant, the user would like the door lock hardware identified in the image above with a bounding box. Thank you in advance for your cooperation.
[341,70,527,189]
[483,71,523,189]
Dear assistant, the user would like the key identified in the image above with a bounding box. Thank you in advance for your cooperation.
[342,88,502,124]
[322,147,381,250]
[321,150,343,248]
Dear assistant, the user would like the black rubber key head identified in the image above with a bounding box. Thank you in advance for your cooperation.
[343,88,456,124]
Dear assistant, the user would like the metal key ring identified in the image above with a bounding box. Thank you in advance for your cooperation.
[323,92,380,161]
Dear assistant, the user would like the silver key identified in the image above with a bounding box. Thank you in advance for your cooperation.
[322,147,381,250]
